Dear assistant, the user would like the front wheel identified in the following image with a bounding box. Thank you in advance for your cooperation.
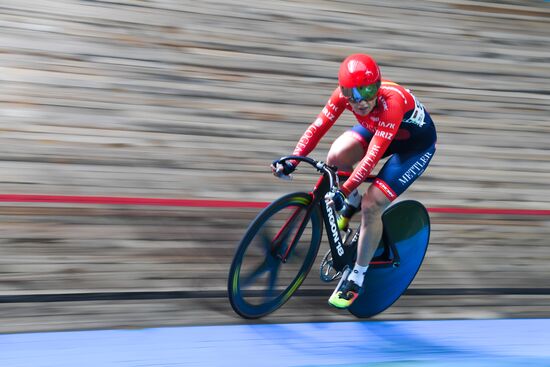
[228,192,322,319]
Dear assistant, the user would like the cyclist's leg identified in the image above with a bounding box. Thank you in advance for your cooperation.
[330,142,436,309]
[355,184,391,268]
[326,125,371,171]
[356,142,436,264]
[328,126,378,309]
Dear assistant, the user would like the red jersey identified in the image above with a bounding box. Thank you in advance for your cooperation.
[292,80,419,196]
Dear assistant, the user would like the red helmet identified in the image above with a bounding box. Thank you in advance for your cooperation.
[338,53,381,88]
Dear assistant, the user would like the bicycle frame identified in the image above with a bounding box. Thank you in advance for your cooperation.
[311,172,355,271]
[228,155,427,319]
[277,156,400,273]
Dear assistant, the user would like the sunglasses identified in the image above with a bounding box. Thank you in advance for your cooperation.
[342,83,379,103]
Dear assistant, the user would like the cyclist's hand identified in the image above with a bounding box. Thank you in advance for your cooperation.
[325,190,346,211]
[271,160,296,179]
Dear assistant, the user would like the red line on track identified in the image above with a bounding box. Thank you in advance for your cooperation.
[0,194,548,216]
[427,207,550,216]
[0,194,267,208]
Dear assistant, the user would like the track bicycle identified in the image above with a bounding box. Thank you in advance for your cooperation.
[227,156,430,318]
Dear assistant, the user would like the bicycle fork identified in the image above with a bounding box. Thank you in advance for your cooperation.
[272,195,316,263]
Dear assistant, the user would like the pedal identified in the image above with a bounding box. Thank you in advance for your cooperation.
[320,249,342,282]
[331,266,351,292]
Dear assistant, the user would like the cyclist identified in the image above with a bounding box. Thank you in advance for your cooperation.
[271,53,437,309]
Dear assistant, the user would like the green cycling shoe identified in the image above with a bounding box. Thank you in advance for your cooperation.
[328,279,362,309]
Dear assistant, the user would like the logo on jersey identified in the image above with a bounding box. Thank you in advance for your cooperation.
[322,107,336,121]
[380,97,388,111]
[374,179,396,200]
[405,118,426,127]
[375,130,394,140]
[398,151,433,185]
[404,97,426,127]
[379,121,396,129]
[350,144,381,185]
[293,124,319,154]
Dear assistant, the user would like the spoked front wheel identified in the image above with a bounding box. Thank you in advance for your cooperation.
[228,192,322,319]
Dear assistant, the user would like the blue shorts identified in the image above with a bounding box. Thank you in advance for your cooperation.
[348,113,437,200]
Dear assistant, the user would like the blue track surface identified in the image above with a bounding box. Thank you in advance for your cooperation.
[1,319,549,367]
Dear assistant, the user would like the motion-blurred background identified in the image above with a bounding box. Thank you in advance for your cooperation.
[0,0,549,333]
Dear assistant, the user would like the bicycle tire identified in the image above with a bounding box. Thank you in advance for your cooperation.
[228,192,323,319]
[348,200,430,318]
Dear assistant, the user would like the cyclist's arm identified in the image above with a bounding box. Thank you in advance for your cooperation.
[341,104,403,196]
[291,87,346,159]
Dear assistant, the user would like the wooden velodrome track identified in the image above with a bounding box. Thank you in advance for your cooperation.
[0,0,549,333]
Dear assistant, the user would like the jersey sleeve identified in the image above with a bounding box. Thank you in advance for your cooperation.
[291,87,346,159]
[341,99,405,196]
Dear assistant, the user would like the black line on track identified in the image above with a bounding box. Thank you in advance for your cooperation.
[1,288,549,303]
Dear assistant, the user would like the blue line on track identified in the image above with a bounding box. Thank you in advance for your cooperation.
[1,319,549,367]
